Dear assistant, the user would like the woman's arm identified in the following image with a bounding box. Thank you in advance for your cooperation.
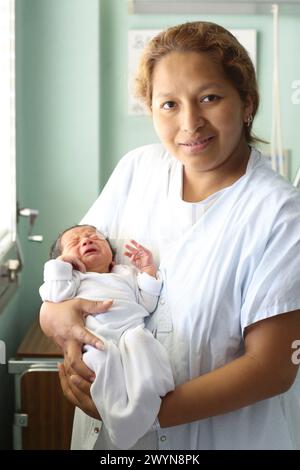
[60,311,300,427]
[60,309,300,423]
[158,309,300,427]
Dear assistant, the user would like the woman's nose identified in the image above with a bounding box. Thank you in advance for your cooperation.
[181,105,205,133]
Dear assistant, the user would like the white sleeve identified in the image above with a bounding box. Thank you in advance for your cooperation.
[241,198,300,333]
[136,271,162,313]
[39,260,81,302]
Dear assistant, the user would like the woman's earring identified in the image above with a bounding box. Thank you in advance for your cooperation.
[246,115,253,127]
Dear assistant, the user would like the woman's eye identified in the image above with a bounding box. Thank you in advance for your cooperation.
[162,101,176,110]
[201,94,219,103]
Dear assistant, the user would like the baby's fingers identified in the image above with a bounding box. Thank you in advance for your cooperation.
[129,239,140,249]
[124,250,134,258]
[124,243,137,254]
[130,239,150,254]
[72,258,86,273]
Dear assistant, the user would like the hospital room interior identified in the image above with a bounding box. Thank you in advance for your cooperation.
[1,0,300,451]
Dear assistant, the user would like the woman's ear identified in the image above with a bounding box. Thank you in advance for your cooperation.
[243,94,254,122]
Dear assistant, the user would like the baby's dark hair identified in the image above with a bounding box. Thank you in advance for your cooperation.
[49,224,115,259]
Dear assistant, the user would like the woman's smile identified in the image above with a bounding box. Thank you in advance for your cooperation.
[178,135,215,154]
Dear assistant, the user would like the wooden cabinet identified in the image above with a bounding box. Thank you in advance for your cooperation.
[8,319,74,449]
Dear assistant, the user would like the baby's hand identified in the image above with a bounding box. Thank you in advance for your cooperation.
[57,255,86,273]
[124,240,156,277]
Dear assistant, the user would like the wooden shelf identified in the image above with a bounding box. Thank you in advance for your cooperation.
[16,317,62,358]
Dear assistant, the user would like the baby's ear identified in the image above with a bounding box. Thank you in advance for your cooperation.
[109,261,116,271]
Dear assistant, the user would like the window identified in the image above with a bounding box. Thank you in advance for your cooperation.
[0,0,19,309]
[0,0,16,258]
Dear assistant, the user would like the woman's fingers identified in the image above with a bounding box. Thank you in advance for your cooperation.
[71,358,96,382]
[58,363,82,408]
[74,298,113,350]
[64,339,95,382]
[70,374,92,395]
[78,298,113,317]
[40,298,113,350]
[70,375,100,419]
[71,324,105,351]
[59,363,100,419]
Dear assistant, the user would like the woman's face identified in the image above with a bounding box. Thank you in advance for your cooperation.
[151,51,253,175]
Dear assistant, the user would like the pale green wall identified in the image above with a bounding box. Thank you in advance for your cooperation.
[1,0,299,449]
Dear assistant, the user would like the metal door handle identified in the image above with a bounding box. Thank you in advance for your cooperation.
[18,207,43,242]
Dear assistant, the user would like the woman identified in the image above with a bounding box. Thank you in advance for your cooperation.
[40,21,300,450]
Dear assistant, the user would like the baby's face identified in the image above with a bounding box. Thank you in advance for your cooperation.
[60,226,113,273]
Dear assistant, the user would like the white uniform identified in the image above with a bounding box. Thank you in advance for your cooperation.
[39,261,174,449]
[74,144,300,450]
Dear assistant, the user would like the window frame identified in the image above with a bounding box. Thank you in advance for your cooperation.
[0,0,21,311]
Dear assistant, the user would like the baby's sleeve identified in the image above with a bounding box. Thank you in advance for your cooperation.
[136,271,163,313]
[39,260,81,302]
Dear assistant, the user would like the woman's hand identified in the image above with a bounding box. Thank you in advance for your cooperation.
[40,298,113,349]
[58,362,100,420]
[40,298,113,382]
